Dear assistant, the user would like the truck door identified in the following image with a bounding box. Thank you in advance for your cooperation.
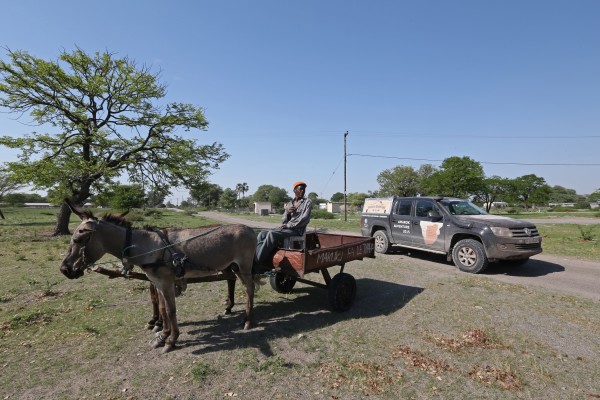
[410,199,445,252]
[390,198,413,245]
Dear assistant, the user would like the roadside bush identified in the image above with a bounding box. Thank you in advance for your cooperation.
[144,209,163,218]
[578,226,597,241]
[311,210,335,219]
[126,210,144,221]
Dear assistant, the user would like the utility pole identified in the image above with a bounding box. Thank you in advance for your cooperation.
[344,131,348,222]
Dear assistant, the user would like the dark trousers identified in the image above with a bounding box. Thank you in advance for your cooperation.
[255,228,299,267]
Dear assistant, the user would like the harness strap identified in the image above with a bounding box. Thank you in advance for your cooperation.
[154,228,218,277]
[121,226,135,275]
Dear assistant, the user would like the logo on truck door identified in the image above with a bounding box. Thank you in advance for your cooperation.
[419,221,443,244]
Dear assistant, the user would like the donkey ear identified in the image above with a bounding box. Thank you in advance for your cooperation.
[64,198,85,220]
[116,209,130,218]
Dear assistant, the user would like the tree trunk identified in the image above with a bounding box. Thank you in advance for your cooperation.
[52,202,72,236]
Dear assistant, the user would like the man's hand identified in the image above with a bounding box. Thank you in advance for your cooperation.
[287,206,297,214]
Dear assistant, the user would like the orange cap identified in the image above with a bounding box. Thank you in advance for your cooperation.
[293,181,307,188]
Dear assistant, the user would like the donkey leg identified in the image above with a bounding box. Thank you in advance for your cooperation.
[150,291,169,349]
[225,278,236,315]
[160,286,179,353]
[147,283,162,330]
[237,272,255,330]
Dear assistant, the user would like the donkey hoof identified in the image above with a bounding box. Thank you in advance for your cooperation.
[152,325,162,333]
[161,344,176,354]
[150,334,166,349]
[243,321,253,330]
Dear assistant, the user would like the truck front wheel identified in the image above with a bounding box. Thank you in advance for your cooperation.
[452,239,488,273]
[373,231,390,254]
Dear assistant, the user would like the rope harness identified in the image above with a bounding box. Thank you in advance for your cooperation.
[81,223,224,278]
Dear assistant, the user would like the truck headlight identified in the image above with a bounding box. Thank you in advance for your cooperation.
[490,226,512,237]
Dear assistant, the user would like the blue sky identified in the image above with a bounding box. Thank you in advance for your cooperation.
[1,0,599,203]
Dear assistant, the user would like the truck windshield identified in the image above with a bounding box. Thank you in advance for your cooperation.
[442,200,488,216]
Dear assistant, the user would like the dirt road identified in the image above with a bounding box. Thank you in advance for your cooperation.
[200,211,600,301]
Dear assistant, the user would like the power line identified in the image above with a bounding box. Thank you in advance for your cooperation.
[347,153,600,167]
[320,157,344,198]
[347,132,600,139]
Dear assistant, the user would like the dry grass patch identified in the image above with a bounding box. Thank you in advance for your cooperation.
[468,365,522,390]
[425,328,505,352]
[317,360,399,396]
[391,345,453,375]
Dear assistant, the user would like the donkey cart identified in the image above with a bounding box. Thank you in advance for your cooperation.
[269,232,375,311]
[91,231,375,312]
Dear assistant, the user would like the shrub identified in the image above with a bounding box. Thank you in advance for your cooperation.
[311,210,335,219]
[126,210,144,221]
[578,226,597,241]
[144,209,163,218]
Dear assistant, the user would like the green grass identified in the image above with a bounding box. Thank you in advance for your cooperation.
[0,207,599,399]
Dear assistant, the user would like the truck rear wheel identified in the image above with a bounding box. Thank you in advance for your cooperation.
[452,239,488,273]
[373,231,390,254]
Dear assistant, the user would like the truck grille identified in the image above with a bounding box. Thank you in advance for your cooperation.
[515,243,542,250]
[510,227,540,238]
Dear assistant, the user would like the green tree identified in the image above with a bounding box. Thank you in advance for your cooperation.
[508,174,550,209]
[3,192,47,205]
[0,48,227,235]
[219,188,237,209]
[589,189,600,203]
[423,156,485,198]
[347,192,369,210]
[474,176,512,212]
[330,192,344,202]
[548,185,582,204]
[376,165,420,196]
[308,192,327,205]
[0,171,23,218]
[416,164,438,195]
[235,182,249,199]
[189,182,223,208]
[252,184,290,209]
[0,172,23,200]
[145,185,169,208]
[236,196,251,209]
[109,184,145,209]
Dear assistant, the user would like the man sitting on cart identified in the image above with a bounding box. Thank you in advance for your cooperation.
[255,181,312,272]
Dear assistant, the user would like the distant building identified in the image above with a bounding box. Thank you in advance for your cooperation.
[549,203,576,207]
[254,201,272,216]
[24,203,54,208]
[484,201,508,208]
[327,202,347,213]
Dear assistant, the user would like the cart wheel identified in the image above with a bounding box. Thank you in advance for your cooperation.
[269,272,297,293]
[328,273,357,312]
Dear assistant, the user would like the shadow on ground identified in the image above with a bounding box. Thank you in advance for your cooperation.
[177,278,423,356]
[486,258,565,277]
[385,246,565,277]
